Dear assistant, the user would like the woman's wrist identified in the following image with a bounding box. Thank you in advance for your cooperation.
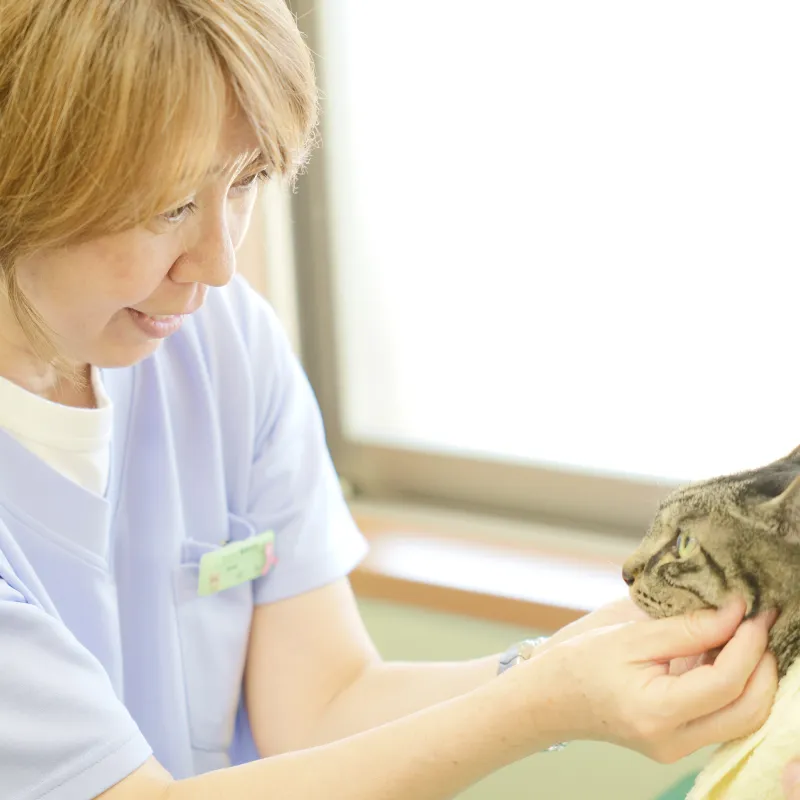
[496,636,550,675]
[496,637,570,752]
[492,645,577,754]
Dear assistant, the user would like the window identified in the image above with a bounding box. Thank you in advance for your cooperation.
[290,1,800,536]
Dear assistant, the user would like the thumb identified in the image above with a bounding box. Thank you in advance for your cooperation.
[784,760,800,798]
[631,598,746,661]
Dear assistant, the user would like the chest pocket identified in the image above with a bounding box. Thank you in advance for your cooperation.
[173,515,256,756]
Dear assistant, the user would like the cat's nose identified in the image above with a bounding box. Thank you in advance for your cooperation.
[622,562,639,586]
[622,567,635,586]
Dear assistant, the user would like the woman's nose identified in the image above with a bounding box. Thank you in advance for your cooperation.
[172,211,237,288]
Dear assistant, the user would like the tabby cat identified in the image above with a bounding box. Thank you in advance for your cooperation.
[622,444,800,679]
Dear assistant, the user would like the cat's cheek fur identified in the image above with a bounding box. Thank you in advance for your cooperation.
[630,582,693,619]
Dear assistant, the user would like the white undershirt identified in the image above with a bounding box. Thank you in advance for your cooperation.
[0,367,113,496]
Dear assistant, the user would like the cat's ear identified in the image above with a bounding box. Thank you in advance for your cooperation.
[782,445,800,461]
[756,475,800,539]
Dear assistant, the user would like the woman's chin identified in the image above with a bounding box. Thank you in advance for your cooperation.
[84,338,163,370]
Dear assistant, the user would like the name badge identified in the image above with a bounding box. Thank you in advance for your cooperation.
[198,531,277,597]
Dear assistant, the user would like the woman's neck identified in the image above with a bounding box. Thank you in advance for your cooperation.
[49,370,98,409]
[2,366,96,408]
[0,344,95,408]
[0,305,96,408]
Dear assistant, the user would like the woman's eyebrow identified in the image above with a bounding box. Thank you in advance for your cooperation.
[207,149,268,178]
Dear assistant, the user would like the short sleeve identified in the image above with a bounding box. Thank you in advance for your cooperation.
[0,575,152,800]
[239,289,369,606]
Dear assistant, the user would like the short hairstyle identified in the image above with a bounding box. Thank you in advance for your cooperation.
[0,0,318,358]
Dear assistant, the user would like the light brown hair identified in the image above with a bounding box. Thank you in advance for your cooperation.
[0,0,318,359]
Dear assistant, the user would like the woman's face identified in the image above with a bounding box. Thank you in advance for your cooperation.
[2,106,264,375]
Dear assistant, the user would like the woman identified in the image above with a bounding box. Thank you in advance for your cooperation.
[0,2,778,798]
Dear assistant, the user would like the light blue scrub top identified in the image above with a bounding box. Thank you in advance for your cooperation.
[0,276,369,799]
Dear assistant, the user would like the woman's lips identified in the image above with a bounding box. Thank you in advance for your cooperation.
[126,308,186,339]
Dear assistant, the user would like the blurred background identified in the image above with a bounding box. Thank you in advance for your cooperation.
[238,2,800,797]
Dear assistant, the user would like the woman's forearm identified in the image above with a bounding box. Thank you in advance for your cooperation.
[297,655,501,749]
[168,660,566,800]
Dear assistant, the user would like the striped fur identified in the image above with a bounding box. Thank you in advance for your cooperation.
[622,444,800,678]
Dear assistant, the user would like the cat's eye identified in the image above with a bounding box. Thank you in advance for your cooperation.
[676,531,698,559]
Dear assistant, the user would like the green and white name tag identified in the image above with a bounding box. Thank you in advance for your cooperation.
[198,531,277,597]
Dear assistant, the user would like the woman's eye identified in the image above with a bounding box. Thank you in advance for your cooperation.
[155,169,269,226]
[676,531,698,559]
[230,169,270,195]
[160,202,197,225]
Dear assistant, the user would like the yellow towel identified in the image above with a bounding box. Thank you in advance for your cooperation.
[688,657,800,799]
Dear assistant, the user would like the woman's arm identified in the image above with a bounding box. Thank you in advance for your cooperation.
[102,598,777,800]
[245,580,652,753]
[105,654,568,800]
[245,578,503,753]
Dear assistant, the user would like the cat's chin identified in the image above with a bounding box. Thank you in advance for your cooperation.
[629,592,667,619]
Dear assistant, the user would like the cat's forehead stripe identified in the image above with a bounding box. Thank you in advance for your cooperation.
[704,549,729,591]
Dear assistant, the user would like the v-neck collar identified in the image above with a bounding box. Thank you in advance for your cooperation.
[100,365,136,523]
[0,365,137,563]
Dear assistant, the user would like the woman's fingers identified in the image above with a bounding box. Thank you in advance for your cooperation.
[669,647,725,676]
[658,611,774,721]
[710,610,776,676]
[545,598,650,648]
[542,600,778,762]
[783,760,800,798]
[629,599,746,663]
[677,651,777,753]
[669,653,706,676]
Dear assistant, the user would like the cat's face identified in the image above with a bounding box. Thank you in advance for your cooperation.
[623,449,800,678]
[624,453,800,624]
[623,500,754,618]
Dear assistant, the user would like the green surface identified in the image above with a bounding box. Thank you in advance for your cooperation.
[358,598,711,799]
[655,772,700,799]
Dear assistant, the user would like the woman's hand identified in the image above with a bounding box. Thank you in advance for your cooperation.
[544,596,650,647]
[524,598,778,763]
[543,597,717,676]
[784,761,800,798]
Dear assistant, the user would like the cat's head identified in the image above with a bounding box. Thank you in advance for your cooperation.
[623,445,800,624]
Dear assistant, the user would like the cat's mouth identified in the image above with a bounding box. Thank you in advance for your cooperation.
[630,591,659,616]
[630,588,675,619]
